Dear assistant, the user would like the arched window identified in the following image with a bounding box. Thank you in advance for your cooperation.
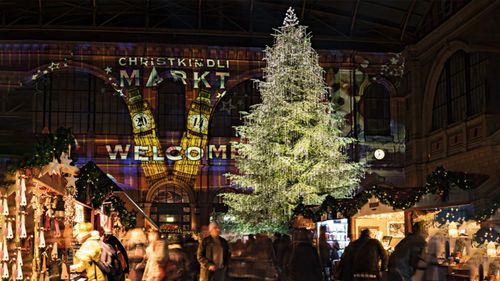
[32,70,130,135]
[364,82,390,136]
[432,51,487,130]
[210,80,261,137]
[150,185,191,230]
[157,80,186,133]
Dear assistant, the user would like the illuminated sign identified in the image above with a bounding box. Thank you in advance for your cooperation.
[117,57,231,89]
[105,144,231,161]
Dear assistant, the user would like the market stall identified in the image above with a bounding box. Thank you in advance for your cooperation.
[410,180,499,281]
[352,197,407,252]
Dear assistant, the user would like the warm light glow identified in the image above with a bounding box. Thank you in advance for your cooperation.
[448,222,458,238]
[487,242,496,257]
[166,216,175,223]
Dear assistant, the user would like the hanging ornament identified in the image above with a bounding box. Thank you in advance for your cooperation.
[54,219,61,238]
[2,197,8,216]
[51,242,58,260]
[20,178,27,207]
[60,262,69,280]
[7,219,13,239]
[2,238,8,261]
[15,261,22,280]
[2,262,8,279]
[40,255,47,281]
[20,213,26,239]
[31,194,38,210]
[16,250,22,267]
[39,228,46,248]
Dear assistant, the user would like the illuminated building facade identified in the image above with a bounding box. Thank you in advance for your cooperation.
[0,0,497,231]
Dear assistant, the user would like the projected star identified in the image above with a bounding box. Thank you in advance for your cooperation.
[216,91,227,99]
[104,66,112,74]
[220,99,236,115]
[48,62,60,71]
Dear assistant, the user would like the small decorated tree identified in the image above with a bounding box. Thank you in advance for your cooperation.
[224,8,364,233]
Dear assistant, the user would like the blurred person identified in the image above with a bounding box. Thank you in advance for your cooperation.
[168,235,191,281]
[183,235,200,281]
[125,228,148,281]
[387,222,427,281]
[276,234,291,270]
[143,230,170,281]
[254,233,278,280]
[318,226,333,280]
[283,228,322,281]
[70,222,106,281]
[273,233,282,257]
[198,222,230,281]
[245,234,257,256]
[230,239,245,257]
[339,229,388,281]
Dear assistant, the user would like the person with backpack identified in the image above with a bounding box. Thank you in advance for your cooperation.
[70,222,107,281]
[283,228,322,281]
[338,229,388,281]
[95,232,130,281]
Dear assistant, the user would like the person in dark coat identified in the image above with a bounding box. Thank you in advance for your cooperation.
[197,222,230,281]
[283,228,322,281]
[387,223,427,281]
[168,235,191,281]
[182,235,199,281]
[339,229,388,281]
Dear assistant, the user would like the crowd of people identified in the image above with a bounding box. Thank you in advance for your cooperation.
[68,221,428,281]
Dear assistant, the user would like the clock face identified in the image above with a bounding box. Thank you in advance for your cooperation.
[187,113,209,133]
[132,112,152,131]
[374,149,385,160]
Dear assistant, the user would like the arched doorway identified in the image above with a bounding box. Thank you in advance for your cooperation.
[150,184,192,231]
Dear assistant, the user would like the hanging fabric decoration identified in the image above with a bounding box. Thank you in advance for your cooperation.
[51,242,58,260]
[16,249,22,267]
[39,228,46,248]
[44,216,51,231]
[54,219,61,238]
[20,213,26,239]
[60,262,69,280]
[2,262,8,279]
[2,238,8,261]
[20,178,27,207]
[11,262,16,281]
[2,197,8,216]
[7,219,13,239]
[40,254,47,281]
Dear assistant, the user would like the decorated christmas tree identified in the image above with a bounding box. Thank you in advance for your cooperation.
[224,8,364,233]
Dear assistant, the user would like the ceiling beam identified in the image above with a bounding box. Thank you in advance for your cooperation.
[350,0,360,35]
[198,0,202,29]
[249,0,254,32]
[38,0,42,25]
[0,26,402,46]
[363,0,424,17]
[301,0,307,20]
[400,0,417,41]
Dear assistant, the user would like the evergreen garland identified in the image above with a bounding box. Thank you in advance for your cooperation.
[76,161,137,229]
[293,166,492,222]
[10,127,76,170]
